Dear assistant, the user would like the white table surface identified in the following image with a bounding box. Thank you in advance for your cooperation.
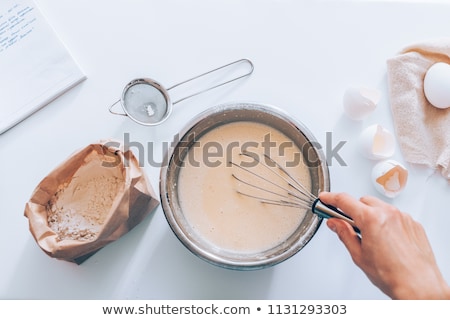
[1,0,450,300]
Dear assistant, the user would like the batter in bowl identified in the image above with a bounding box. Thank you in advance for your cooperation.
[177,121,312,254]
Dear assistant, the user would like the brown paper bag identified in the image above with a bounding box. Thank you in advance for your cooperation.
[24,141,159,264]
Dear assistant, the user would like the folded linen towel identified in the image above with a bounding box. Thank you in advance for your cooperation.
[386,38,450,179]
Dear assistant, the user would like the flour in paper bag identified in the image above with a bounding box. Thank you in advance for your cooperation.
[47,157,124,241]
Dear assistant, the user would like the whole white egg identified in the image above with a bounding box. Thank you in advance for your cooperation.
[423,62,450,109]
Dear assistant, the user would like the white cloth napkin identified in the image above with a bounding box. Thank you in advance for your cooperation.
[386,38,450,179]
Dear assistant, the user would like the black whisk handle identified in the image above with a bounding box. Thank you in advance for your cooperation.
[312,199,361,235]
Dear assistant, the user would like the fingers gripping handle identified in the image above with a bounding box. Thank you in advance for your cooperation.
[312,199,361,235]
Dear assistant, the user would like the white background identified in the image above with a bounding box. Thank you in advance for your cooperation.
[1,0,450,299]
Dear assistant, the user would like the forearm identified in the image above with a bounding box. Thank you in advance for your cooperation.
[391,274,450,300]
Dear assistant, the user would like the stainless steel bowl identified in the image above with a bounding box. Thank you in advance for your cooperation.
[160,102,330,270]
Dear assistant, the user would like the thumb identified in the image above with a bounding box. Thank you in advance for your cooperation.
[327,218,362,264]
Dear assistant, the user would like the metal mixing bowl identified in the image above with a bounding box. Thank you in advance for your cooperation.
[160,102,330,270]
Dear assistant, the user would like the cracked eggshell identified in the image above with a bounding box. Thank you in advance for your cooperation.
[343,86,381,120]
[358,124,395,160]
[371,160,408,198]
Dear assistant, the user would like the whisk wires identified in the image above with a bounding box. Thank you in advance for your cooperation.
[230,151,316,210]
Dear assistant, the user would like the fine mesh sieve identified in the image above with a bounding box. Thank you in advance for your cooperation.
[109,59,254,126]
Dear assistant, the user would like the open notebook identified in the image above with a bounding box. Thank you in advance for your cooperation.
[0,0,86,134]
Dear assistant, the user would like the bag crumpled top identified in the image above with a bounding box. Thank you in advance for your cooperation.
[24,141,159,264]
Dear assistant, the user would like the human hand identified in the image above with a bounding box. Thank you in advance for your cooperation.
[319,192,450,300]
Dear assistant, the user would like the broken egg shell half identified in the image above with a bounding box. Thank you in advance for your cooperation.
[358,124,395,160]
[371,160,408,198]
[343,86,381,120]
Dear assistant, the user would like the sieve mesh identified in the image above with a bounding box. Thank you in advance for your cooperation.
[122,82,169,124]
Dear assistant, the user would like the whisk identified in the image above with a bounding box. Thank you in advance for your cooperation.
[230,151,360,234]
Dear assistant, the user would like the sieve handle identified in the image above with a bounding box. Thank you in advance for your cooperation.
[167,58,254,105]
[312,199,361,235]
[109,99,127,116]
